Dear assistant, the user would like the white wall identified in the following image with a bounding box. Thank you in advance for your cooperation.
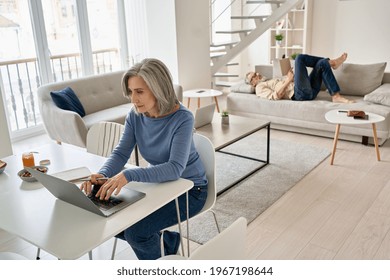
[309,0,390,70]
[145,0,211,90]
[145,0,178,82]
[174,0,211,90]
[242,0,390,74]
[0,90,13,157]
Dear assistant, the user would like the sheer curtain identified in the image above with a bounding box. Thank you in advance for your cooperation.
[125,0,149,65]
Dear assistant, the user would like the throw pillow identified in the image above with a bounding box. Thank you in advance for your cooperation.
[364,84,390,106]
[230,82,255,94]
[333,62,387,96]
[50,87,86,117]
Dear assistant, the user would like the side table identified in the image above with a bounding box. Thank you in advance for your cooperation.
[183,89,223,112]
[325,109,385,165]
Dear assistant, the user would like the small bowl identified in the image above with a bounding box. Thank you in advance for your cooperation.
[0,160,6,174]
[18,166,48,182]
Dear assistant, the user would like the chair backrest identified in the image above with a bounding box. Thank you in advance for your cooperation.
[193,133,216,213]
[86,122,125,157]
[190,217,247,260]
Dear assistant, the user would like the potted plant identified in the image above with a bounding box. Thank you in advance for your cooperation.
[275,34,283,46]
[221,110,229,124]
[290,52,300,60]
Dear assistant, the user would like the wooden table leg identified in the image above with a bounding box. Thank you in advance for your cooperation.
[214,96,220,113]
[197,97,200,108]
[372,123,381,161]
[187,98,191,108]
[330,124,341,165]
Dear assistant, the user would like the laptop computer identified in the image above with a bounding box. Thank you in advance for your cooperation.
[27,167,146,217]
[194,103,216,128]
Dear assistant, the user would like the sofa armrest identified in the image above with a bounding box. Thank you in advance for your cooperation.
[39,100,88,147]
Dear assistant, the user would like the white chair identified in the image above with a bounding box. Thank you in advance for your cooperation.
[161,133,219,258]
[191,132,219,233]
[86,121,125,157]
[159,217,247,260]
[87,121,143,260]
[0,252,28,260]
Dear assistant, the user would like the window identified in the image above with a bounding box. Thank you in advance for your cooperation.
[0,1,39,133]
[42,0,82,81]
[86,0,121,74]
[0,0,130,141]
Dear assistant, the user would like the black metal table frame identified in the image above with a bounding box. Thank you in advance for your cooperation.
[216,122,270,196]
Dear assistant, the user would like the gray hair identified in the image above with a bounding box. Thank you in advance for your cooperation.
[122,58,179,116]
[244,72,252,84]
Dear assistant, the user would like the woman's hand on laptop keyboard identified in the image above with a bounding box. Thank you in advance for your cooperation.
[80,173,107,195]
[96,172,129,201]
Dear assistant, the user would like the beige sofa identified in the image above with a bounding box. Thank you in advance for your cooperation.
[227,62,390,145]
[38,70,183,148]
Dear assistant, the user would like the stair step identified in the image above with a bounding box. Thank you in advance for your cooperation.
[214,81,238,88]
[225,62,239,66]
[210,41,238,48]
[246,0,286,4]
[216,29,253,34]
[210,45,227,52]
[213,72,239,78]
[210,52,226,59]
[231,15,268,20]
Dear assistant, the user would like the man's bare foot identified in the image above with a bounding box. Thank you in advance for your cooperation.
[332,94,355,103]
[330,53,348,70]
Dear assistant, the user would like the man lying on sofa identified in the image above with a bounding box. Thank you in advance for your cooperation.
[245,53,354,103]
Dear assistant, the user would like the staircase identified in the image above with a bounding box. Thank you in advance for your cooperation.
[210,0,304,88]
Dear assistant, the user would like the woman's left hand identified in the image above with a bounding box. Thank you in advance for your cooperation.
[96,172,129,200]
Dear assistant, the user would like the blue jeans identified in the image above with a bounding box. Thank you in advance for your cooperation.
[115,183,207,260]
[293,54,340,101]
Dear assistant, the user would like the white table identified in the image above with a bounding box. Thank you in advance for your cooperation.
[325,109,385,165]
[0,143,193,260]
[183,89,223,112]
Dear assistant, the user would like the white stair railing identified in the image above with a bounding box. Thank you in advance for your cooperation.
[210,0,303,75]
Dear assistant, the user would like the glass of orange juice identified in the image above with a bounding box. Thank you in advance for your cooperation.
[22,152,35,167]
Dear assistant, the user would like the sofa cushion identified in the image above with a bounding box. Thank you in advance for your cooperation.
[333,62,387,96]
[50,87,86,117]
[364,84,390,106]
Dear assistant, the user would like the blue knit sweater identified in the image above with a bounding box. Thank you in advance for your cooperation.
[99,104,207,186]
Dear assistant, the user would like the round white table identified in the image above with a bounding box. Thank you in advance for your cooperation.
[183,89,223,112]
[325,109,385,165]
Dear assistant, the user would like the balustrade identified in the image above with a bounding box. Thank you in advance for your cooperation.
[0,48,118,135]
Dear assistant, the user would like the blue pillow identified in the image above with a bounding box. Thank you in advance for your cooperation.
[50,87,86,117]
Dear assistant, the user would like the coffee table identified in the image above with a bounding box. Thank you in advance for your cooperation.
[196,114,270,195]
[325,109,385,165]
[184,89,223,112]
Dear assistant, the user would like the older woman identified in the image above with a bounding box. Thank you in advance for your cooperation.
[81,58,208,259]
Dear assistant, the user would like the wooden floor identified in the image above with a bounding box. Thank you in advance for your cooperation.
[247,130,390,260]
[3,94,390,260]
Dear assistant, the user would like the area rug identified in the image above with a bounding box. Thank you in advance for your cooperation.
[183,131,330,244]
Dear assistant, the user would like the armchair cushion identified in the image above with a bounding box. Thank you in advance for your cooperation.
[50,87,86,117]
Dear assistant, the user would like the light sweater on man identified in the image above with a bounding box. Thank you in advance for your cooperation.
[255,78,294,100]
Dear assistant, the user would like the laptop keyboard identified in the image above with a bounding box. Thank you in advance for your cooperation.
[88,185,123,210]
